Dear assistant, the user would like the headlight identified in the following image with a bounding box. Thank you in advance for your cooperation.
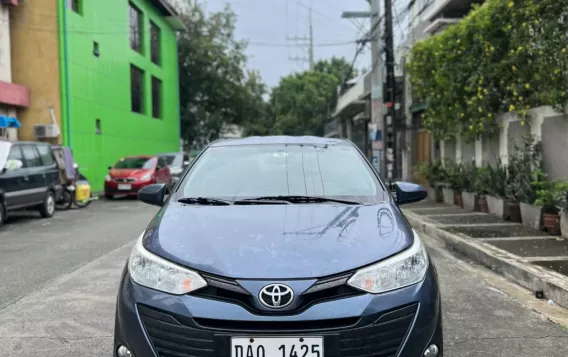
[128,233,207,295]
[140,173,152,181]
[105,174,111,182]
[347,230,429,294]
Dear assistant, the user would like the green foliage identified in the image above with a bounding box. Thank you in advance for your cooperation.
[407,0,568,141]
[505,135,544,203]
[246,57,356,137]
[533,177,568,213]
[417,160,446,188]
[474,166,491,196]
[177,1,267,148]
[486,160,507,197]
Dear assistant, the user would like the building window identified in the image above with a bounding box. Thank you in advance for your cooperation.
[152,77,162,119]
[131,65,145,114]
[67,0,81,14]
[150,22,161,66]
[129,3,143,53]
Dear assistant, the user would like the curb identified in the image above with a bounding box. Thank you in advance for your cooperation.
[404,209,568,310]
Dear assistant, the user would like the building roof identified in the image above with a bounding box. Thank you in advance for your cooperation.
[150,0,186,31]
[209,136,348,147]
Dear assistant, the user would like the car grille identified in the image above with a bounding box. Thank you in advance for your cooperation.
[114,178,136,183]
[193,272,364,315]
[138,303,417,357]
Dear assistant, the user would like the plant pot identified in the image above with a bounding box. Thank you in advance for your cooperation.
[461,191,479,211]
[520,202,543,230]
[542,212,560,235]
[507,200,522,223]
[442,188,455,205]
[560,210,568,239]
[479,197,489,213]
[427,186,443,203]
[455,192,464,209]
[487,195,508,219]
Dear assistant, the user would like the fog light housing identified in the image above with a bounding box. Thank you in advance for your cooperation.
[423,344,439,357]
[117,345,133,357]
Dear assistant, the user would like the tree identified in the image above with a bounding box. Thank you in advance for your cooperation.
[247,57,355,137]
[177,1,267,149]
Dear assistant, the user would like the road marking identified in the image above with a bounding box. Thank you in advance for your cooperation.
[424,212,487,217]
[523,256,568,262]
[435,222,520,228]
[478,236,564,242]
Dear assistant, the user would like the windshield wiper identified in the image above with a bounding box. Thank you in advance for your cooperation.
[241,195,361,205]
[177,197,232,206]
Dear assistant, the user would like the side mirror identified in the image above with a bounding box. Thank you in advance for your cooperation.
[138,184,166,207]
[395,181,428,205]
[4,159,23,172]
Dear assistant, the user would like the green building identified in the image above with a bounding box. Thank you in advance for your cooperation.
[10,0,183,192]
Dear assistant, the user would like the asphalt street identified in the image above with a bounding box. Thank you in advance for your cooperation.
[0,199,567,357]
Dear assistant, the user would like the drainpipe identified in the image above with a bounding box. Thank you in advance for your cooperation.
[61,0,71,147]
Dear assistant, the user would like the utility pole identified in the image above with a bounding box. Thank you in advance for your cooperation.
[383,0,397,181]
[369,0,384,176]
[287,8,314,70]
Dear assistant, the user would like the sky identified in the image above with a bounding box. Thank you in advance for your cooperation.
[202,0,373,88]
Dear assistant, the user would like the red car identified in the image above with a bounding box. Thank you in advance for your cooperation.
[104,155,171,199]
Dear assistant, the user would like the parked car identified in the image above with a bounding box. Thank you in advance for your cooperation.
[158,152,190,185]
[104,155,171,199]
[0,140,61,227]
[113,136,442,357]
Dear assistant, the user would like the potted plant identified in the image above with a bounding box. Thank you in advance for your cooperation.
[474,166,491,213]
[515,136,544,229]
[534,180,568,235]
[505,155,523,223]
[461,164,479,211]
[445,161,464,207]
[486,160,508,219]
[418,160,445,202]
[441,160,456,205]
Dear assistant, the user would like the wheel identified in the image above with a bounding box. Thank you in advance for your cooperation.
[39,191,56,218]
[0,201,5,228]
[105,194,114,200]
[55,189,73,211]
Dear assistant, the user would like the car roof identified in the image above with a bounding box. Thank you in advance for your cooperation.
[209,136,349,148]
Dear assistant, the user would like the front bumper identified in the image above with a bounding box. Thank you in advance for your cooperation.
[104,181,154,196]
[114,262,443,357]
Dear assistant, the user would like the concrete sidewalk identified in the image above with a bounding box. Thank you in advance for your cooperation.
[404,201,568,309]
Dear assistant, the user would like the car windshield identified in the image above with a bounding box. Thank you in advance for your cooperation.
[180,144,385,203]
[162,154,182,167]
[114,157,154,169]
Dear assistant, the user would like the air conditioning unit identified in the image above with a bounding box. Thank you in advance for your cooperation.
[34,124,60,139]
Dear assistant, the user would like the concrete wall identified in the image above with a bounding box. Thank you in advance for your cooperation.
[10,0,62,142]
[0,5,12,83]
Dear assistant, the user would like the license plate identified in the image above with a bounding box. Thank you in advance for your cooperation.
[231,337,323,357]
[118,184,131,190]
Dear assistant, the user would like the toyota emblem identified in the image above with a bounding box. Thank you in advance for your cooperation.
[259,284,294,309]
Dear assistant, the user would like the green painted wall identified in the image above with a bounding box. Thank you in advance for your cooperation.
[59,0,180,191]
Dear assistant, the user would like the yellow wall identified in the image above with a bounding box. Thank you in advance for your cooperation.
[10,0,62,143]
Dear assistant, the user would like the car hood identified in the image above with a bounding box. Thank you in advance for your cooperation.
[110,168,150,178]
[142,201,414,279]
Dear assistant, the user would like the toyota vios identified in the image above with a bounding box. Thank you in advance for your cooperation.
[114,136,443,357]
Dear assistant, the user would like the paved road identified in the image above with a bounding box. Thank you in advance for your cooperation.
[0,200,567,356]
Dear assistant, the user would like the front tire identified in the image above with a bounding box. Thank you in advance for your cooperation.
[39,191,56,218]
[105,194,114,200]
[0,201,5,228]
[56,189,73,211]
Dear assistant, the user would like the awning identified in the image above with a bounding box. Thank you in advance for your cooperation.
[0,116,22,129]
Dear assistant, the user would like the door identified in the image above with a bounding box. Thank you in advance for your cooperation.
[1,144,30,209]
[20,144,47,204]
[417,130,431,186]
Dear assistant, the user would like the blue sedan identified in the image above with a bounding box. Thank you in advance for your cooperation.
[113,136,443,357]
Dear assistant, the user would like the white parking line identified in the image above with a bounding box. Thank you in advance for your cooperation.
[523,256,568,262]
[478,236,564,242]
